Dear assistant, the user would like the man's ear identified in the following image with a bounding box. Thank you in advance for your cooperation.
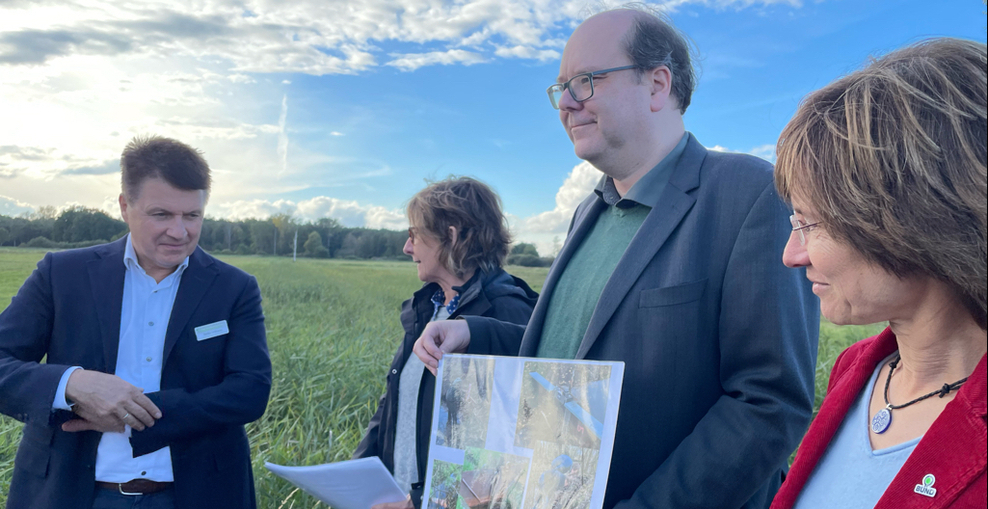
[649,65,674,113]
[447,226,458,247]
[118,194,129,221]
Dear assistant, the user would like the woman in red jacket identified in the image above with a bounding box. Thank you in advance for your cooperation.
[772,38,986,508]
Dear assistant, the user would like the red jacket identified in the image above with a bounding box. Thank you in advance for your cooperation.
[772,328,986,509]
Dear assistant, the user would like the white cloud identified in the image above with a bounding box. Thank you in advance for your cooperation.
[511,160,601,255]
[0,195,35,216]
[0,1,582,77]
[746,144,776,162]
[0,0,802,240]
[709,143,776,162]
[511,139,778,256]
[228,73,255,84]
[0,0,806,77]
[209,196,406,230]
[521,161,602,235]
[386,49,486,71]
[295,196,406,229]
[0,195,107,218]
[493,45,560,61]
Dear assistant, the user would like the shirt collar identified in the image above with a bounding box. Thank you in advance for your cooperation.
[430,289,461,319]
[594,131,690,208]
[123,233,190,277]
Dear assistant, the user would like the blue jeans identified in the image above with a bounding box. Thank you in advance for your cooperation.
[91,487,175,509]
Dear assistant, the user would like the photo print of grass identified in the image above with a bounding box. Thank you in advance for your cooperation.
[428,460,463,509]
[524,442,598,509]
[456,448,530,509]
[435,356,496,450]
[514,361,612,449]
[424,355,624,509]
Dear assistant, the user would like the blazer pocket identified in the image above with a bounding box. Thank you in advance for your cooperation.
[639,279,707,308]
[15,426,52,477]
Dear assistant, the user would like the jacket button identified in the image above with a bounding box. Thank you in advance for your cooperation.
[392,369,398,374]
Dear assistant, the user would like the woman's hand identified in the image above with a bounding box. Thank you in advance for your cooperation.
[372,494,414,509]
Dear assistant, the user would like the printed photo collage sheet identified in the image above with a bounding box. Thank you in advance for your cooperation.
[424,354,625,509]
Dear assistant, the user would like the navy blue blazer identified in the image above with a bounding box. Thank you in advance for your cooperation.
[466,134,820,508]
[0,238,271,509]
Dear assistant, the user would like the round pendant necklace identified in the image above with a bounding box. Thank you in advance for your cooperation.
[871,354,970,434]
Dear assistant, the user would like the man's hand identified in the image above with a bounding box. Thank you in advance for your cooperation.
[62,369,162,433]
[413,319,471,375]
[371,494,413,509]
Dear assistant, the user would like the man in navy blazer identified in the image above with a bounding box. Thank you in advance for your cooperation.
[0,136,271,509]
[415,7,819,509]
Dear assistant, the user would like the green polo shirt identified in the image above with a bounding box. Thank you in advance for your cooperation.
[536,133,689,359]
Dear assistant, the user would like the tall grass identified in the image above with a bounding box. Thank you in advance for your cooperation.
[0,248,881,506]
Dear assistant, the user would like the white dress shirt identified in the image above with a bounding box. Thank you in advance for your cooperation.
[53,234,188,482]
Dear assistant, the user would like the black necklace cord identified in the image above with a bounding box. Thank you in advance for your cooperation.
[883,355,970,410]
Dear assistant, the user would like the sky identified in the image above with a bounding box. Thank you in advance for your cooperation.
[1,0,985,255]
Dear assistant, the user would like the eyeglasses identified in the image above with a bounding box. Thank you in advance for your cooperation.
[547,65,638,109]
[789,214,820,246]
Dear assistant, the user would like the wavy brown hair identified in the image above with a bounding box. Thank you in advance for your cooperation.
[407,176,512,279]
[776,38,987,329]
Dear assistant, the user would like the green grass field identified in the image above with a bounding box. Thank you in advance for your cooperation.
[0,248,882,507]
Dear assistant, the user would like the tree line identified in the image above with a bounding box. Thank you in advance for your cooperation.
[0,206,555,265]
[0,207,408,260]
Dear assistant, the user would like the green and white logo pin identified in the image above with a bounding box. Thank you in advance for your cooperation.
[913,474,937,498]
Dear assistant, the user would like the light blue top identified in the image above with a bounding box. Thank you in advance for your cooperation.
[793,353,920,508]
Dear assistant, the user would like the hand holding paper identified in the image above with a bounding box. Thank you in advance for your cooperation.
[414,319,471,375]
[265,457,405,509]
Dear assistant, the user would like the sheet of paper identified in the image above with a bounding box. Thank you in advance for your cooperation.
[265,457,406,509]
[423,354,625,509]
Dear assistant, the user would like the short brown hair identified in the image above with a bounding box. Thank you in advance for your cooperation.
[121,135,211,200]
[776,38,987,329]
[407,176,512,279]
[622,4,696,113]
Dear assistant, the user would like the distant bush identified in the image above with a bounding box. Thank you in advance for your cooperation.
[506,253,553,267]
[510,243,540,257]
[22,237,108,249]
[24,236,57,248]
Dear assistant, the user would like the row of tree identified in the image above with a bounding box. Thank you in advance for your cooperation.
[0,207,408,260]
[0,207,553,264]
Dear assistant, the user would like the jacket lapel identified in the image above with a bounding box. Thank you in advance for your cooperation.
[573,136,704,359]
[518,195,606,356]
[780,330,898,506]
[88,238,127,373]
[162,247,218,365]
[877,354,987,508]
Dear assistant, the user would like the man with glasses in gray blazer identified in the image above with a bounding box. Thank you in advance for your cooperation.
[414,6,818,509]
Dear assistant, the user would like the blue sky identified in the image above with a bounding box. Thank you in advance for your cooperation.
[1,0,985,254]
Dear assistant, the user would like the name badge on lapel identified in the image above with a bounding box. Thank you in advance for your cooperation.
[195,320,229,341]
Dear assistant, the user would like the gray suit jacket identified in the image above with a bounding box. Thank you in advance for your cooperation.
[467,134,819,508]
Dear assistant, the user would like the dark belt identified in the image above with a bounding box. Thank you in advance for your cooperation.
[96,479,173,495]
